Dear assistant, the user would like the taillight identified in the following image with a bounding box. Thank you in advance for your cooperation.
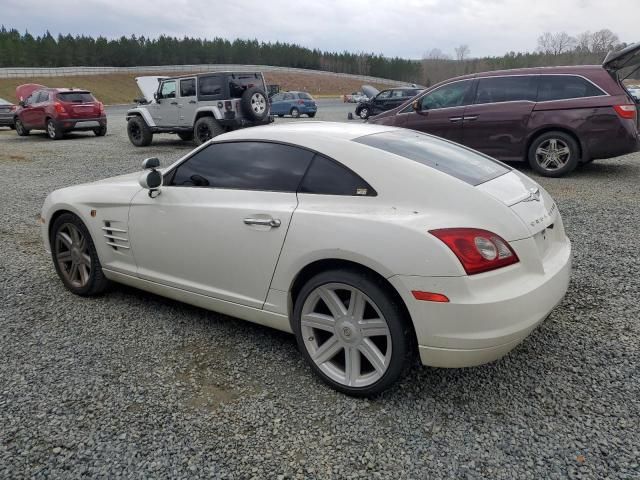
[97,102,104,114]
[429,228,519,275]
[613,104,636,120]
[54,102,66,113]
[225,101,233,111]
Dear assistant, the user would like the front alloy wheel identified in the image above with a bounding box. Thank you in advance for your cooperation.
[359,107,369,120]
[294,270,413,396]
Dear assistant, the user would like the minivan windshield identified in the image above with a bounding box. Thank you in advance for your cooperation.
[354,130,510,186]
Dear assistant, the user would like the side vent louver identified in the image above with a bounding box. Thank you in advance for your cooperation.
[103,221,130,250]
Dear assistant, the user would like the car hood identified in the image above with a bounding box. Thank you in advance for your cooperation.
[361,85,379,99]
[16,83,46,102]
[603,42,640,74]
[135,76,168,103]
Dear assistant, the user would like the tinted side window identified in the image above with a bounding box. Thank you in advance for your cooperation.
[376,90,392,99]
[170,142,313,192]
[180,78,196,97]
[474,76,538,104]
[198,75,223,99]
[299,154,376,196]
[298,92,313,100]
[421,81,471,110]
[537,75,604,101]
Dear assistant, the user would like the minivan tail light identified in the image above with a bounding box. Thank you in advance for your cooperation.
[54,102,66,113]
[614,104,636,120]
[429,228,519,275]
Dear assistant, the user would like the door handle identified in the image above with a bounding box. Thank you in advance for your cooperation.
[170,101,178,105]
[243,217,281,227]
[449,116,463,122]
[464,115,478,121]
[189,100,197,104]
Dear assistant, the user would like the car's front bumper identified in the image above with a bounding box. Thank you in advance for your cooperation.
[389,238,571,367]
[0,113,15,126]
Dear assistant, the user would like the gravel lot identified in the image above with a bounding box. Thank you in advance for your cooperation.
[1,100,639,479]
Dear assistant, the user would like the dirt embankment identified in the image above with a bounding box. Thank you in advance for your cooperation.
[0,71,397,105]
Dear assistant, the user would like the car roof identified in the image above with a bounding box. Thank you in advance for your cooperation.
[165,71,264,80]
[217,121,397,144]
[435,65,604,84]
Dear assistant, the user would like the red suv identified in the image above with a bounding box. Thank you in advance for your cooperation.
[14,84,107,140]
[370,43,640,177]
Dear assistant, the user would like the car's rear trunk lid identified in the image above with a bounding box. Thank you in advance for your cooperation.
[476,171,557,238]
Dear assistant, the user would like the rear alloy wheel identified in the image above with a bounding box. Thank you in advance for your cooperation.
[93,125,107,137]
[290,107,300,118]
[194,117,224,145]
[359,107,370,120]
[51,213,109,296]
[294,269,413,396]
[127,116,153,147]
[15,119,29,136]
[528,131,579,177]
[46,119,64,140]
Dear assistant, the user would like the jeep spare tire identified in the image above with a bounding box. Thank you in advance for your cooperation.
[241,87,269,121]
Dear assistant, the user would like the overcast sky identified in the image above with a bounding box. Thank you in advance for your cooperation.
[1,0,635,58]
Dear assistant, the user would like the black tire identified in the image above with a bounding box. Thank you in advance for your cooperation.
[307,112,316,118]
[358,107,370,120]
[15,119,29,136]
[50,213,110,296]
[9,124,16,130]
[240,87,269,121]
[527,131,579,178]
[293,268,414,397]
[178,131,194,141]
[290,107,300,118]
[277,114,285,118]
[46,118,64,140]
[93,125,107,137]
[127,116,153,147]
[194,116,224,145]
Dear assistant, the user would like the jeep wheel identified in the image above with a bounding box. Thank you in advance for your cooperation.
[240,87,269,122]
[290,107,300,118]
[127,116,153,147]
[178,131,194,141]
[194,117,224,145]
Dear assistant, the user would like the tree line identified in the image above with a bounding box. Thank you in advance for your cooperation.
[0,26,630,85]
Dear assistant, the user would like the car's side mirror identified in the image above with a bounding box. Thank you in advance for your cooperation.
[18,100,25,107]
[139,158,162,197]
[142,157,160,169]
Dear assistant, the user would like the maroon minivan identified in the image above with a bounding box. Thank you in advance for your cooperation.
[370,43,640,177]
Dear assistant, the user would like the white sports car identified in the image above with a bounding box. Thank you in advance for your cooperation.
[40,122,571,396]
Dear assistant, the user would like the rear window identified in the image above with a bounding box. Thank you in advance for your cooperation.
[354,130,510,186]
[537,75,604,101]
[298,92,313,100]
[56,92,94,103]
[228,73,264,98]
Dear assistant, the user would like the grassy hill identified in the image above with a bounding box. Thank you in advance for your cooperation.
[0,71,397,104]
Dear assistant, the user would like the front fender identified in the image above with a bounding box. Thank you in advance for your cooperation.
[126,107,156,127]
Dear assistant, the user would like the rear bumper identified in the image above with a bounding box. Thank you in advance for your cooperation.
[54,116,107,131]
[389,238,571,368]
[219,115,274,129]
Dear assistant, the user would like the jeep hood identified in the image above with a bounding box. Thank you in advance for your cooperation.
[16,83,46,102]
[136,76,168,103]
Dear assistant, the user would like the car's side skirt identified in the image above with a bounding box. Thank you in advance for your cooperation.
[103,269,293,334]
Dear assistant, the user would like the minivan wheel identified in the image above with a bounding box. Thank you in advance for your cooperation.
[15,119,29,136]
[46,119,64,140]
[194,117,224,145]
[293,269,413,397]
[127,116,153,147]
[528,131,579,177]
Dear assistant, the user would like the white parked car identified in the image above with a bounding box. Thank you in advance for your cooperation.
[40,122,571,396]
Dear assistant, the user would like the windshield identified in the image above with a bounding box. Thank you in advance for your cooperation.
[354,130,510,186]
[57,92,95,103]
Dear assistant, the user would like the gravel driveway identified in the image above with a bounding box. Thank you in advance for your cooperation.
[1,102,639,479]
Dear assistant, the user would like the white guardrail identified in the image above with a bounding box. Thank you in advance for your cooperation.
[0,64,409,86]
